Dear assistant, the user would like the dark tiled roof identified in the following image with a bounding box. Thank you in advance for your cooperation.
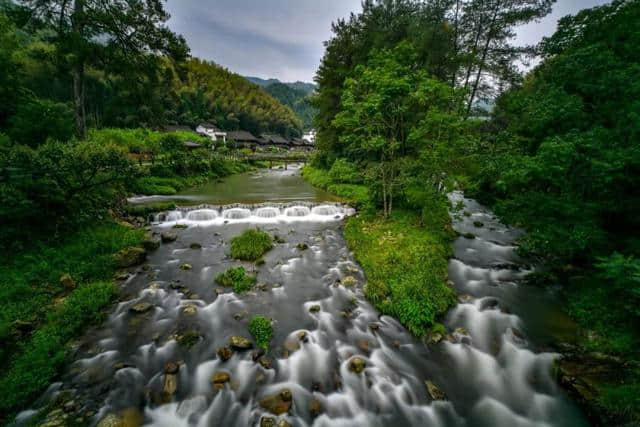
[290,138,305,146]
[227,131,258,142]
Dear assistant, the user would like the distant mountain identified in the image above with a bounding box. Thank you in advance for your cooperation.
[263,83,316,130]
[245,76,316,94]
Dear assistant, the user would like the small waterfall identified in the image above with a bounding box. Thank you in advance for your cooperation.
[185,209,218,221]
[222,208,252,220]
[255,207,280,218]
[284,206,311,217]
[312,205,339,216]
[165,211,183,222]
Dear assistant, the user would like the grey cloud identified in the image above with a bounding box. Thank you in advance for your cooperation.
[166,0,612,82]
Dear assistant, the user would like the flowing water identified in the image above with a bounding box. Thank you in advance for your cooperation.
[18,169,589,427]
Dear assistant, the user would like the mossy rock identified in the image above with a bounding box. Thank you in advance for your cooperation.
[230,229,273,261]
[215,267,257,293]
[114,247,146,268]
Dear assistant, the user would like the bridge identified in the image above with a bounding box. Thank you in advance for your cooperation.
[240,152,311,169]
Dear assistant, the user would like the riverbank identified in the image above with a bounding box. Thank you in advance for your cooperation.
[301,165,456,336]
[0,221,150,422]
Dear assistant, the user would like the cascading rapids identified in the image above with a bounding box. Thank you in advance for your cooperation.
[284,206,311,217]
[222,208,252,220]
[255,207,280,218]
[185,209,218,221]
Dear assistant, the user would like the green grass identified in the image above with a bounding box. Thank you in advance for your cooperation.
[343,210,456,336]
[599,383,640,422]
[0,281,119,421]
[0,223,145,358]
[230,229,273,261]
[215,267,257,293]
[301,166,370,208]
[248,315,273,351]
[124,201,177,217]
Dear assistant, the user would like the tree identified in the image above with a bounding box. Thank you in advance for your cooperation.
[454,0,555,116]
[333,42,466,216]
[20,0,189,138]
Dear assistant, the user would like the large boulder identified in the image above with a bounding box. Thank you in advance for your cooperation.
[161,232,178,243]
[348,356,366,374]
[141,234,160,251]
[114,247,146,268]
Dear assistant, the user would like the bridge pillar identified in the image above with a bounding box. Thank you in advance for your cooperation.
[285,160,288,170]
[269,160,272,169]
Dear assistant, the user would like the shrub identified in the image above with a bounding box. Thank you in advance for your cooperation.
[230,229,273,261]
[215,267,256,293]
[329,158,361,184]
[7,97,74,147]
[248,315,273,351]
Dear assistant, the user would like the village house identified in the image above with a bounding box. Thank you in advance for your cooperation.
[227,130,259,150]
[302,129,316,144]
[196,123,227,143]
[260,134,291,149]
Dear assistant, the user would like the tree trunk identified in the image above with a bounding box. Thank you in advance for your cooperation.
[72,0,86,139]
[466,3,499,118]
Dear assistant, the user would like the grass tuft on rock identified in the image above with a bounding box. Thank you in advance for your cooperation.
[230,229,273,261]
[216,267,257,293]
[248,315,273,351]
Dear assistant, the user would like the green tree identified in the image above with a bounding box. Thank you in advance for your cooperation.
[20,0,189,138]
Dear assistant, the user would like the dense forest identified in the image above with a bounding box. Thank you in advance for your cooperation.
[263,82,316,131]
[309,0,639,422]
[0,0,301,143]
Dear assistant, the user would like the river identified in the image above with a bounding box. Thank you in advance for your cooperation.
[19,167,589,427]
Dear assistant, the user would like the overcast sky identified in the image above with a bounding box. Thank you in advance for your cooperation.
[165,0,611,83]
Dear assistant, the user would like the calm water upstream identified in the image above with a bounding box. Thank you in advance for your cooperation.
[128,164,338,206]
[19,168,589,427]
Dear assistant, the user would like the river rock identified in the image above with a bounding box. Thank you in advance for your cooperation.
[369,322,380,331]
[309,304,321,313]
[179,263,192,271]
[163,372,178,398]
[115,247,147,268]
[182,304,197,315]
[211,371,231,390]
[258,356,273,370]
[425,380,446,400]
[97,414,121,427]
[341,276,358,287]
[260,417,276,427]
[348,356,366,374]
[141,235,160,251]
[172,224,188,229]
[259,388,293,415]
[129,302,153,314]
[161,232,178,243]
[59,273,76,290]
[296,242,309,250]
[189,243,202,250]
[164,362,180,375]
[217,346,234,361]
[309,398,324,417]
[229,336,253,350]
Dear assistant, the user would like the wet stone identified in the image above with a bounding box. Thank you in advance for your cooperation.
[309,304,321,313]
[259,388,293,415]
[217,346,234,361]
[357,340,371,353]
[258,356,273,370]
[164,362,179,375]
[369,322,380,331]
[261,417,276,427]
[179,263,192,271]
[182,304,197,315]
[341,276,358,287]
[161,232,178,243]
[229,336,253,350]
[211,371,231,384]
[189,243,202,250]
[309,398,324,417]
[348,356,366,374]
[129,302,153,314]
[425,380,447,401]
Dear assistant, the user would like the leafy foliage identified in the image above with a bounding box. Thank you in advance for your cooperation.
[264,82,316,130]
[215,267,257,293]
[248,315,273,351]
[230,229,273,261]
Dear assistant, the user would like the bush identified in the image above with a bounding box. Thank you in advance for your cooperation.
[0,140,134,250]
[7,97,74,147]
[302,165,370,208]
[230,229,273,261]
[215,267,256,293]
[329,158,361,184]
[248,315,273,351]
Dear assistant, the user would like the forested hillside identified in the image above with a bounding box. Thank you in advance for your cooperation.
[0,0,301,144]
[264,82,316,130]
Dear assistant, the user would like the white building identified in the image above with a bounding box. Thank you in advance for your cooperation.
[196,123,227,143]
[302,129,316,144]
